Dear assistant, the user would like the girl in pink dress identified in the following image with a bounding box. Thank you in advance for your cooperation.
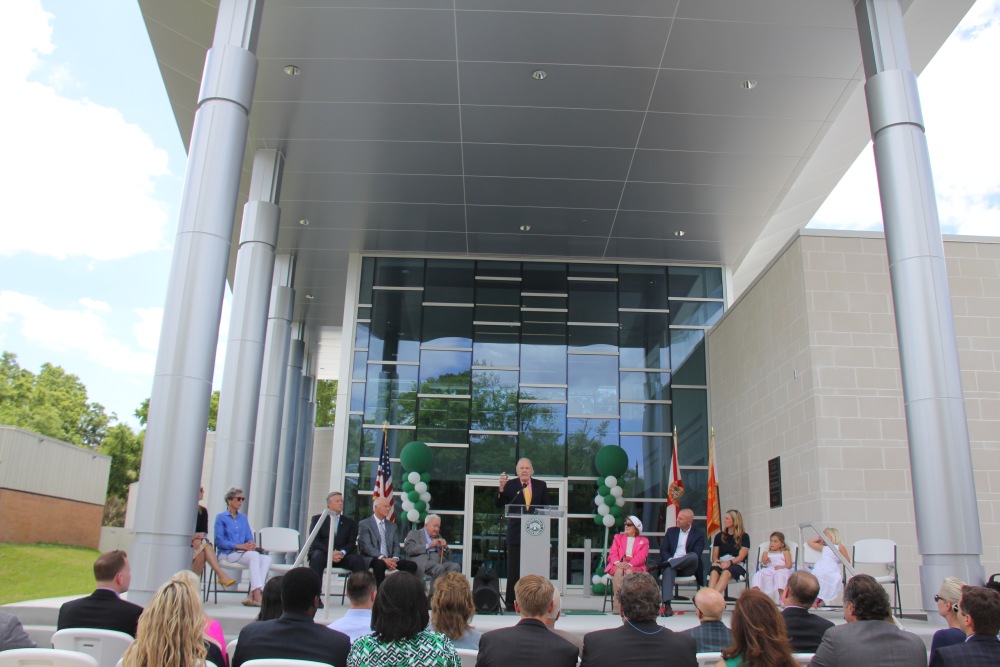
[751,531,793,601]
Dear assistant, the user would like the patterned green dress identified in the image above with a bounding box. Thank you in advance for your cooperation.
[347,629,461,667]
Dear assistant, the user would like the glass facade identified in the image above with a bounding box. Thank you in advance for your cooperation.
[341,257,723,583]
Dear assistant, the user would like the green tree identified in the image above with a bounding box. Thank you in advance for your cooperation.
[315,380,337,427]
[135,390,218,430]
[99,422,144,501]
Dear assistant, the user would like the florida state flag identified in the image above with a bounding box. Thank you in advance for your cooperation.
[666,426,684,528]
[706,427,722,538]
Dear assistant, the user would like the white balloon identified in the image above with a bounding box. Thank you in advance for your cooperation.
[402,500,415,512]
[407,471,421,484]
[592,574,603,586]
[610,486,623,497]
[407,509,420,522]
[594,496,605,507]
[604,476,617,488]
[414,481,428,494]
[597,504,610,516]
[602,574,613,585]
[602,514,616,527]
[419,492,432,503]
[615,496,626,507]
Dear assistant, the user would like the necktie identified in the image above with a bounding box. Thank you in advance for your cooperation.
[378,520,387,558]
[524,482,532,507]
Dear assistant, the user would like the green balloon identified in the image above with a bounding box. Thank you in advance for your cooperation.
[595,445,629,478]
[407,490,420,502]
[592,583,606,596]
[609,505,622,517]
[400,441,433,473]
[615,514,625,527]
[402,481,415,493]
[597,485,610,497]
[414,500,427,512]
[602,494,616,506]
[420,471,431,483]
[418,511,428,523]
[594,515,605,526]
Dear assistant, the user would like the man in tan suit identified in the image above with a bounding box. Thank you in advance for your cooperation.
[403,514,460,596]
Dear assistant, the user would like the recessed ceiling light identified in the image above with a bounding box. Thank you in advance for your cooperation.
[531,70,547,80]
[675,230,685,236]
[741,79,756,90]
[520,225,531,231]
[305,294,314,299]
[299,219,309,225]
[284,65,301,76]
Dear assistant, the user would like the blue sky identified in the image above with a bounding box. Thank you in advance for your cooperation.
[0,0,997,428]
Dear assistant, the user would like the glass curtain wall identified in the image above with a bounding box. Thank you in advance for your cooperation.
[341,257,724,584]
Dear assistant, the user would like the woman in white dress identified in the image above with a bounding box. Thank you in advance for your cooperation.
[751,531,792,600]
[807,527,850,607]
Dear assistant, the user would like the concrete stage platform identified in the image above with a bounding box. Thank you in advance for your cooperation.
[2,591,941,650]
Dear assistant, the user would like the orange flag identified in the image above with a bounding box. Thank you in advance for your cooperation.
[706,427,722,538]
[666,426,684,528]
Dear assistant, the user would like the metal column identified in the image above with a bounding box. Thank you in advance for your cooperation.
[211,150,284,527]
[272,337,304,527]
[855,0,985,611]
[290,374,315,531]
[129,0,263,604]
[297,393,317,537]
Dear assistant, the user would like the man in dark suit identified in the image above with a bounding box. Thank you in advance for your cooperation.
[581,571,697,667]
[357,496,418,586]
[657,508,705,615]
[308,491,367,588]
[781,570,834,652]
[930,585,1000,667]
[232,567,350,667]
[495,458,551,611]
[57,550,143,637]
[476,575,577,667]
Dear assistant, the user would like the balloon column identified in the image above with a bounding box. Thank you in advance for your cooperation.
[590,445,629,596]
[399,441,433,524]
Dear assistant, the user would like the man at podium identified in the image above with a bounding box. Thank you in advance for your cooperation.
[495,458,551,612]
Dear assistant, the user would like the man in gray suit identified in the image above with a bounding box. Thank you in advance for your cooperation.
[357,496,418,587]
[811,574,926,667]
[0,610,37,651]
[403,514,460,596]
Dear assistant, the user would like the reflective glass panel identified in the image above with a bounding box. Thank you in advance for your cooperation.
[566,480,600,514]
[619,265,667,310]
[355,322,370,348]
[519,403,566,476]
[568,326,617,352]
[357,460,404,491]
[364,364,418,426]
[425,259,474,303]
[668,266,724,300]
[349,381,366,411]
[369,291,421,363]
[473,326,519,368]
[568,263,616,279]
[352,351,367,379]
[417,398,470,445]
[670,329,706,385]
[520,322,566,385]
[568,355,618,415]
[670,301,723,327]
[428,448,467,510]
[422,306,473,347]
[620,403,671,433]
[476,280,520,305]
[359,257,375,305]
[619,435,668,499]
[678,469,707,514]
[357,307,371,319]
[567,518,606,549]
[522,310,566,324]
[343,477,359,520]
[476,260,520,278]
[475,305,520,323]
[619,312,669,369]
[567,417,619,475]
[522,262,567,294]
[470,433,517,474]
[672,388,708,466]
[471,369,518,432]
[519,386,566,401]
[419,350,472,395]
[346,415,365,472]
[620,372,669,400]
[374,257,423,288]
[522,295,567,309]
[627,500,669,536]
[470,485,506,578]
[568,282,617,323]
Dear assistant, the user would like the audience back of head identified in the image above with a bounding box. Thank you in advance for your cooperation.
[431,571,475,640]
[347,571,377,607]
[123,571,206,667]
[371,571,429,642]
[723,589,794,666]
[617,572,661,623]
[94,550,129,587]
[546,589,563,623]
[786,570,821,608]
[960,585,1000,636]
[282,567,321,615]
[694,587,726,621]
[514,575,554,618]
[257,575,283,621]
[844,574,891,621]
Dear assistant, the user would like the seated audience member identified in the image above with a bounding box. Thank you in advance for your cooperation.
[308,492,368,593]
[256,576,283,622]
[57,550,143,637]
[0,610,37,650]
[214,487,272,607]
[232,567,351,667]
[477,575,578,667]
[709,510,751,594]
[347,572,459,667]
[430,571,481,650]
[658,508,705,616]
[682,588,730,653]
[121,571,226,667]
[810,574,925,667]
[193,486,235,587]
[605,516,649,614]
[544,589,582,657]
[357,497,419,587]
[807,528,850,608]
[582,572,697,667]
[328,571,377,644]
[404,514,461,597]
[751,532,793,600]
[781,570,834,653]
[929,577,968,659]
[717,589,795,667]
[929,585,1000,667]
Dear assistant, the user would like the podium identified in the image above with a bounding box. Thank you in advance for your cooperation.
[504,505,566,578]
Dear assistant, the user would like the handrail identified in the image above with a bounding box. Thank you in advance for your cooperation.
[292,508,339,619]
[798,522,856,578]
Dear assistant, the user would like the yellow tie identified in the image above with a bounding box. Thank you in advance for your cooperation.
[524,482,532,507]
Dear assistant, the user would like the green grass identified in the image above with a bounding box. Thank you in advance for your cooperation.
[0,543,101,606]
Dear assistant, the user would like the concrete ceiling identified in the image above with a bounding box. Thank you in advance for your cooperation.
[138,0,973,331]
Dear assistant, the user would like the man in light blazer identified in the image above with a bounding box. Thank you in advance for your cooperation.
[357,496,418,587]
[811,574,926,667]
[495,458,551,611]
[403,513,460,596]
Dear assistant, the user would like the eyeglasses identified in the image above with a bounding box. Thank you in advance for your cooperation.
[934,595,960,612]
[234,497,245,502]
[624,522,634,527]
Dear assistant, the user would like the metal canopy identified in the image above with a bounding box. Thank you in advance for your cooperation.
[138,0,972,328]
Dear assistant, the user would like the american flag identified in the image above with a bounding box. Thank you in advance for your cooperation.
[373,425,395,521]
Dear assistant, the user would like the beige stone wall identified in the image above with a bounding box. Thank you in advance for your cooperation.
[709,230,1000,611]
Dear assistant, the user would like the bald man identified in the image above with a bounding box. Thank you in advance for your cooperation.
[496,458,550,611]
[682,588,730,652]
[657,508,705,616]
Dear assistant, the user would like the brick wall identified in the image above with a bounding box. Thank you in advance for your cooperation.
[0,488,104,549]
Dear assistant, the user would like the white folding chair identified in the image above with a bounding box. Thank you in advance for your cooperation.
[792,653,815,665]
[241,661,333,667]
[785,541,800,570]
[853,538,901,616]
[0,649,99,667]
[51,629,133,667]
[455,649,478,667]
[226,639,238,661]
[259,527,302,573]
[695,652,722,667]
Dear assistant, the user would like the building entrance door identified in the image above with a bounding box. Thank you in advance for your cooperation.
[463,475,567,595]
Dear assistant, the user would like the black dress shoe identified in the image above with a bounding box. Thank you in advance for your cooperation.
[661,604,674,617]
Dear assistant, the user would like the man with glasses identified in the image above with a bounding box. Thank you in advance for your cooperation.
[657,508,705,616]
[930,585,1000,666]
[681,588,730,652]
[214,486,272,607]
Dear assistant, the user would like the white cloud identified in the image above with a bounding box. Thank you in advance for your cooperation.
[133,307,162,351]
[79,297,111,312]
[0,0,170,261]
[0,291,156,374]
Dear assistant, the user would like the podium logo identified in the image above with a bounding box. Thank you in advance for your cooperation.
[525,519,545,536]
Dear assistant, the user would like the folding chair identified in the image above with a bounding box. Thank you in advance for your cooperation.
[259,527,302,574]
[0,649,99,667]
[853,539,901,616]
[51,629,133,667]
[455,649,478,667]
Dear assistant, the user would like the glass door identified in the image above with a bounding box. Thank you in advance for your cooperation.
[463,475,567,594]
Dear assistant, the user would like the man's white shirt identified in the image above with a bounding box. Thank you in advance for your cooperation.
[673,528,691,559]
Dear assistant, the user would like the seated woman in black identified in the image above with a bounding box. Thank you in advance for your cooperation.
[708,509,750,594]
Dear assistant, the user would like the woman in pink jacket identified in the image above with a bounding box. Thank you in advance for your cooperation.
[605,515,650,613]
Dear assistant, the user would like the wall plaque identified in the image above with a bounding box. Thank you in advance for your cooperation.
[768,456,782,509]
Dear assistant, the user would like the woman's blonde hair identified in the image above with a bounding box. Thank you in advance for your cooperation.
[938,576,966,608]
[122,570,207,667]
[823,528,842,546]
[430,572,476,641]
[721,509,745,546]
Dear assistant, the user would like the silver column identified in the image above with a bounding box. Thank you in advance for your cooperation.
[211,150,284,527]
[855,0,985,611]
[272,337,304,527]
[290,374,315,530]
[129,0,264,604]
[297,388,318,536]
